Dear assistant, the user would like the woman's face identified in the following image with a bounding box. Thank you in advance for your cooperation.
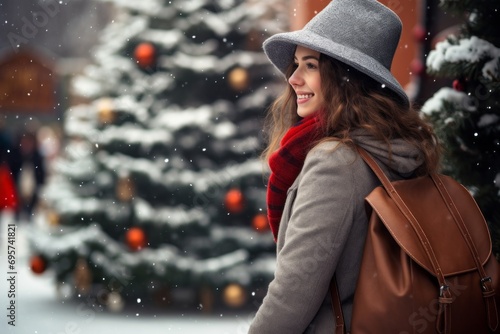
[288,45,325,117]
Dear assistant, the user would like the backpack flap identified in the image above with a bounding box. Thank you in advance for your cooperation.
[365,173,493,277]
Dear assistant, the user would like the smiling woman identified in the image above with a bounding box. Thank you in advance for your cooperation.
[249,0,442,333]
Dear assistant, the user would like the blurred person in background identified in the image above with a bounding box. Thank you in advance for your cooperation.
[10,126,46,222]
[0,121,18,240]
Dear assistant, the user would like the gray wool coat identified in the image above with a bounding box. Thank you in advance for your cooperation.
[248,133,423,334]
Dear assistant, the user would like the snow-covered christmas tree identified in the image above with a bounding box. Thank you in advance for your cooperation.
[28,0,287,312]
[422,0,500,256]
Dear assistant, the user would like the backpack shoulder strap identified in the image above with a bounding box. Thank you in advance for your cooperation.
[330,276,346,334]
[355,146,448,284]
[431,173,498,330]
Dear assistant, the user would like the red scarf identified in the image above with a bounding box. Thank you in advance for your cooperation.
[267,115,320,241]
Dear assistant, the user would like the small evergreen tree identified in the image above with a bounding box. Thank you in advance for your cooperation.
[422,0,500,255]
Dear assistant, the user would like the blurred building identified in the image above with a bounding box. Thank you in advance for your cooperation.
[0,0,113,132]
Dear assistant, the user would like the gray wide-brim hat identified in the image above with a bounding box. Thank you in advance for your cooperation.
[263,0,409,106]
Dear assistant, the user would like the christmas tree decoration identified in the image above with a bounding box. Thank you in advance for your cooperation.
[422,0,500,256]
[452,78,465,92]
[116,176,134,202]
[96,97,115,124]
[228,67,249,91]
[224,188,245,214]
[30,255,47,275]
[412,25,427,43]
[106,291,125,312]
[252,213,269,232]
[223,283,247,308]
[125,227,146,251]
[46,210,60,226]
[74,257,92,295]
[134,42,156,68]
[28,0,283,310]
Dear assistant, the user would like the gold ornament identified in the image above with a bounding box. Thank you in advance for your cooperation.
[107,291,124,312]
[116,177,135,202]
[47,210,60,226]
[223,283,247,308]
[97,98,115,124]
[228,67,249,91]
[74,257,92,295]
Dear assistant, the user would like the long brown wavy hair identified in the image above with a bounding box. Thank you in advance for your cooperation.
[262,53,442,176]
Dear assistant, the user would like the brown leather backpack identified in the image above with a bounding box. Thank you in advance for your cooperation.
[331,147,500,334]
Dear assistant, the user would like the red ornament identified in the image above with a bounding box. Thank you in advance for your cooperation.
[126,227,147,251]
[412,25,427,43]
[30,255,47,275]
[224,188,244,214]
[453,79,464,92]
[134,43,156,68]
[252,213,269,232]
[410,59,425,76]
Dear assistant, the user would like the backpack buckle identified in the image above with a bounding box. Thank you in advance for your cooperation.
[439,284,449,297]
[480,276,492,291]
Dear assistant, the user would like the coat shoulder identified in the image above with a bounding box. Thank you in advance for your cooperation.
[306,140,360,168]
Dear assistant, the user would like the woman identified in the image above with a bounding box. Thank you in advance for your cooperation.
[249,0,441,333]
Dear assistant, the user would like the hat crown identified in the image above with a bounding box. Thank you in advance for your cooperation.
[304,0,402,70]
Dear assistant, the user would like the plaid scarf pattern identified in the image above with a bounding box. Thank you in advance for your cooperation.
[267,115,320,241]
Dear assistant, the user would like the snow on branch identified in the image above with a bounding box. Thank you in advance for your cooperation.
[427,36,500,81]
[98,0,164,15]
[134,198,210,228]
[421,87,476,115]
[27,224,250,282]
[97,151,262,193]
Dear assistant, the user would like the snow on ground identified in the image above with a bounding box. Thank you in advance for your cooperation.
[0,211,255,334]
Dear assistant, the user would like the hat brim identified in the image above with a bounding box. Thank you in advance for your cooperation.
[263,30,409,106]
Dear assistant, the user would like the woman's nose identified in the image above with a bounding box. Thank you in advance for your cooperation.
[288,69,303,87]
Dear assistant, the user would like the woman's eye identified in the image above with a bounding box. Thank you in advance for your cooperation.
[306,62,317,69]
